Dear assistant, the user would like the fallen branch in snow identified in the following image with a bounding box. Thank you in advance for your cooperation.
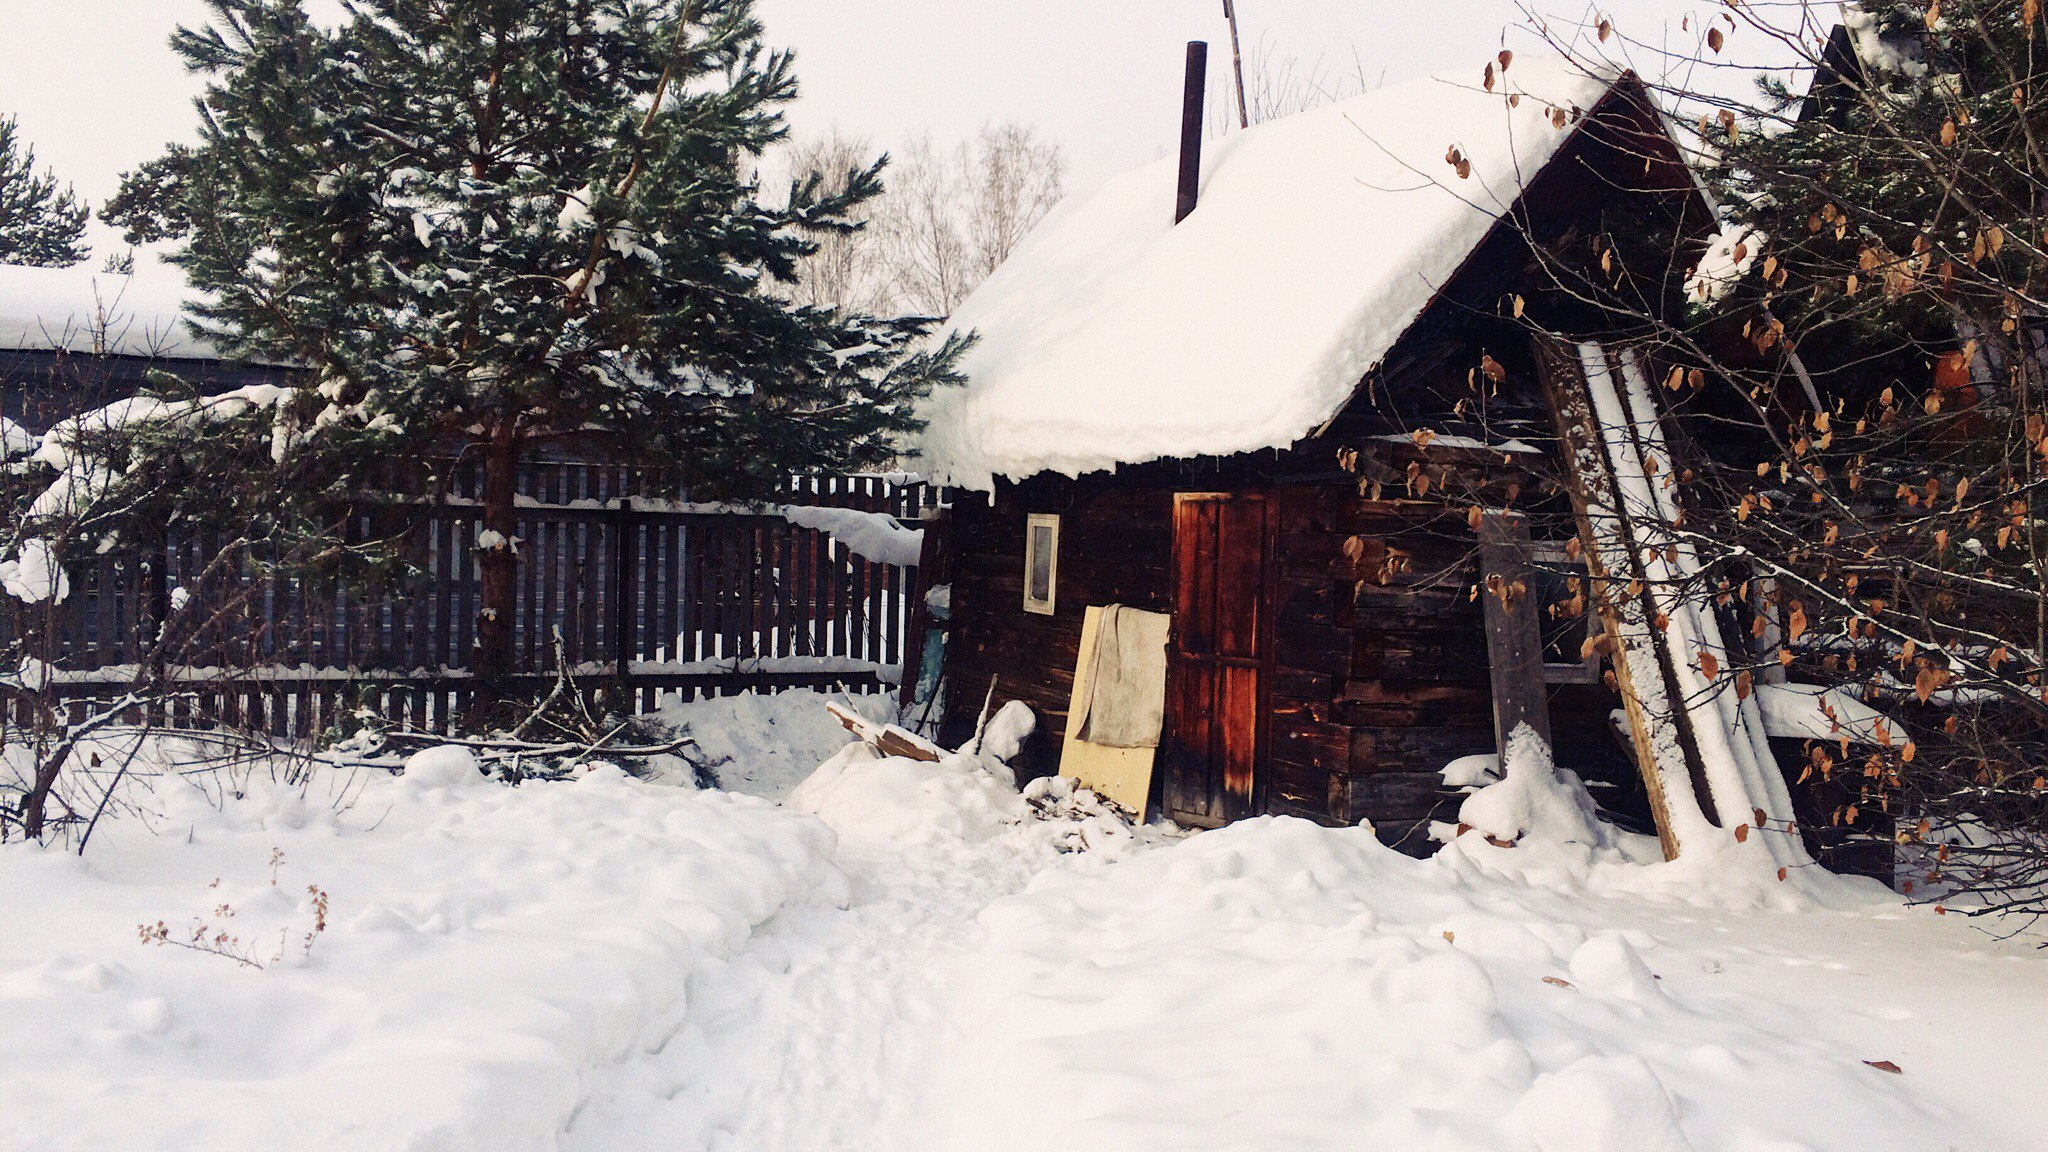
[507,640,580,742]
[824,700,942,762]
[302,641,702,780]
[316,727,696,775]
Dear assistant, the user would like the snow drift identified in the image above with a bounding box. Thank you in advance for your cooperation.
[0,761,839,1152]
[2,711,2041,1152]
[922,815,2002,1152]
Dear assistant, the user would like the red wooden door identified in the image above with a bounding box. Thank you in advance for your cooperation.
[1162,492,1270,826]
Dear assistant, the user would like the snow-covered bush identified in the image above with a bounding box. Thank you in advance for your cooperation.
[0,352,364,845]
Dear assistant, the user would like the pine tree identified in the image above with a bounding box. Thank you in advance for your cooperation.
[1706,2,2042,387]
[110,0,965,717]
[0,116,88,268]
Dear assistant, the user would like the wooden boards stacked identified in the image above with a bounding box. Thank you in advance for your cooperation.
[1538,339,1811,869]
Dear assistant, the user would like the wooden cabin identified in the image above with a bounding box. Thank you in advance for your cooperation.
[917,56,1740,851]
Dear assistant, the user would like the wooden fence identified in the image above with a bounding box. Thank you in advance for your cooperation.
[3,467,934,738]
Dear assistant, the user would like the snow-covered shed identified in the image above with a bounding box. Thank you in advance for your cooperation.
[0,256,288,435]
[918,55,1756,850]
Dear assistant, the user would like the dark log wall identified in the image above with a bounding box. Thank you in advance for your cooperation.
[1263,487,1494,851]
[942,476,1526,854]
[939,480,1174,779]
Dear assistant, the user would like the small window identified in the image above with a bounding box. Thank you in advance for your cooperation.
[1023,513,1059,616]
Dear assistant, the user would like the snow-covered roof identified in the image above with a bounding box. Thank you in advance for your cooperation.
[918,55,1634,491]
[0,251,212,360]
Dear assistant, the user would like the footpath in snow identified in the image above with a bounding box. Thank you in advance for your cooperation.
[0,688,2043,1151]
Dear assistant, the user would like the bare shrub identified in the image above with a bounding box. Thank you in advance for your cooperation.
[782,122,1067,318]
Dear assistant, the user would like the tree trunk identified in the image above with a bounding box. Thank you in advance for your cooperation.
[15,592,64,839]
[469,429,523,728]
[19,738,63,841]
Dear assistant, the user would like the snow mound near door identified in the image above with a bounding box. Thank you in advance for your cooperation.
[923,815,1962,1152]
[791,742,1027,847]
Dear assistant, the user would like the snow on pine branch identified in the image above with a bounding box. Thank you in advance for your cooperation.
[0,539,67,606]
[1,383,295,605]
[0,416,34,459]
[781,505,924,567]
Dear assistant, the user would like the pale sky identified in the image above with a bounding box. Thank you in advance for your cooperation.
[0,0,1773,254]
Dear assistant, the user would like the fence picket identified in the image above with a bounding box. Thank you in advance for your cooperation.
[4,469,922,737]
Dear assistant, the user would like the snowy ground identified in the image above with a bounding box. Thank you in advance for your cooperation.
[651,688,895,801]
[1,689,2043,1152]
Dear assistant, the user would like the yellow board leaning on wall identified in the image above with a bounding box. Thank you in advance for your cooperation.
[1059,605,1168,817]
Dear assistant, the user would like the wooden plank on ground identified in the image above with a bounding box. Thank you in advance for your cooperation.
[824,699,942,762]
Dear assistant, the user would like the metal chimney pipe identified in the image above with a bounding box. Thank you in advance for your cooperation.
[1175,41,1208,224]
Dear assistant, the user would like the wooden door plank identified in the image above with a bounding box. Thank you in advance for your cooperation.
[1214,498,1263,660]
[1175,498,1219,656]
[1477,510,1553,756]
[1219,662,1258,818]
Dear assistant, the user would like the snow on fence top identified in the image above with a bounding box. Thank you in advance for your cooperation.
[918,54,1623,492]
[0,252,212,359]
[782,505,925,567]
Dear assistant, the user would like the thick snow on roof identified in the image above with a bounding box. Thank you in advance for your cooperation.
[0,251,211,359]
[919,55,1624,490]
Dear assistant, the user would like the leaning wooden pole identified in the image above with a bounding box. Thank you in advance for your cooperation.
[1536,337,1689,860]
[1535,337,1818,869]
[1221,0,1250,129]
[1596,345,1811,872]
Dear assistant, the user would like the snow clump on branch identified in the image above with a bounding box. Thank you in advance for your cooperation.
[0,383,293,606]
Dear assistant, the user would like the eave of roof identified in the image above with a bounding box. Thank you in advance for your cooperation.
[917,54,1656,492]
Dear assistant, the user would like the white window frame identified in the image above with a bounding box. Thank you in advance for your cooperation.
[1023,513,1059,616]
